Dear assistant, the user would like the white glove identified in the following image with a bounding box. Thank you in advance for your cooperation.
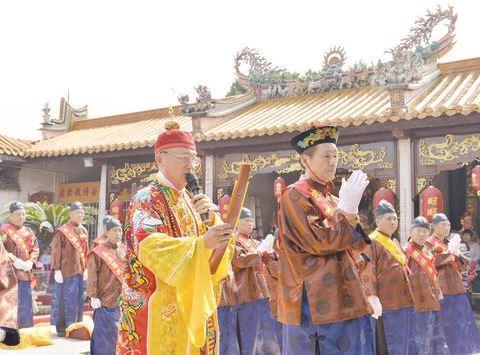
[83,270,88,281]
[90,297,101,309]
[448,233,461,256]
[0,328,6,343]
[54,270,63,284]
[23,260,34,272]
[257,234,275,254]
[368,295,382,319]
[12,258,27,270]
[336,170,369,215]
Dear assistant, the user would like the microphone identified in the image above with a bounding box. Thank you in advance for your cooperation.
[185,172,209,222]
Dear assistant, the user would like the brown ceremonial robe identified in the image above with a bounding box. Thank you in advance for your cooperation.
[219,233,269,307]
[367,235,413,312]
[1,224,39,282]
[86,241,124,308]
[51,221,88,277]
[405,242,442,312]
[426,234,466,296]
[0,239,18,329]
[277,179,372,326]
[262,252,279,317]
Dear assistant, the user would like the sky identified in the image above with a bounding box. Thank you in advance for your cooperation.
[0,0,478,140]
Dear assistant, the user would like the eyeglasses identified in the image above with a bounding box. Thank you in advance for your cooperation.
[161,151,199,165]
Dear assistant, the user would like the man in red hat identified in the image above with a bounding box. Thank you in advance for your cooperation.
[117,121,234,355]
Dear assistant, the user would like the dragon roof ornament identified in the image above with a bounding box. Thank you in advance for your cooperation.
[177,5,458,118]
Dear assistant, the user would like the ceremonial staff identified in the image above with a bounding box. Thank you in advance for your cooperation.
[210,163,251,273]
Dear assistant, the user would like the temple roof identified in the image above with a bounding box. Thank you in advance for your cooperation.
[0,134,31,158]
[26,107,191,158]
[198,60,480,141]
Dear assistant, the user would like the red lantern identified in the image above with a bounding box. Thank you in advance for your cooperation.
[273,177,286,199]
[109,198,125,223]
[218,195,231,222]
[472,166,480,196]
[373,187,395,211]
[420,186,443,223]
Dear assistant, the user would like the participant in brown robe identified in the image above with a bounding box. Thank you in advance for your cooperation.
[0,234,20,346]
[217,207,279,354]
[50,201,89,336]
[368,200,413,355]
[426,213,480,354]
[87,218,124,355]
[280,125,374,355]
[404,216,449,354]
[1,201,39,328]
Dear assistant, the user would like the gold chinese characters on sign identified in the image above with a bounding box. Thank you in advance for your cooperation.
[418,134,480,165]
[58,182,100,204]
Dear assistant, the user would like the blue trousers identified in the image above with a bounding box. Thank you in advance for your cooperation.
[50,274,84,335]
[439,293,480,355]
[381,306,412,355]
[410,310,449,354]
[17,280,33,328]
[283,292,374,354]
[91,306,120,355]
[218,298,280,354]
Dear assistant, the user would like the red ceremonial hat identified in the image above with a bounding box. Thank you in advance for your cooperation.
[154,121,196,154]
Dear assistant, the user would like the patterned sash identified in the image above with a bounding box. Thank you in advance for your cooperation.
[2,224,31,259]
[292,179,337,227]
[58,224,88,270]
[427,235,460,270]
[371,230,409,271]
[92,243,123,282]
[404,242,438,283]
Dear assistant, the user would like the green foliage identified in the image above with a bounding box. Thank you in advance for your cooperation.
[226,81,247,97]
[1,201,97,248]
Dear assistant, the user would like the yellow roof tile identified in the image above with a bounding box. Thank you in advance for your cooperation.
[26,115,191,158]
[0,134,31,157]
[199,69,480,141]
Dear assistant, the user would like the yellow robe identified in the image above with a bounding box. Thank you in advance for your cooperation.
[118,176,233,354]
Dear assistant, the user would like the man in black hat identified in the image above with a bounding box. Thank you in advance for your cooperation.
[1,201,39,328]
[50,201,89,336]
[217,207,280,354]
[404,216,449,354]
[278,126,374,354]
[87,218,124,355]
[426,213,480,353]
[367,200,413,354]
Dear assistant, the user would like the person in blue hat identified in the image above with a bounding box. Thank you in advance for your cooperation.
[87,218,124,355]
[367,200,414,355]
[217,207,280,354]
[426,213,480,354]
[404,216,449,354]
[50,201,89,337]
